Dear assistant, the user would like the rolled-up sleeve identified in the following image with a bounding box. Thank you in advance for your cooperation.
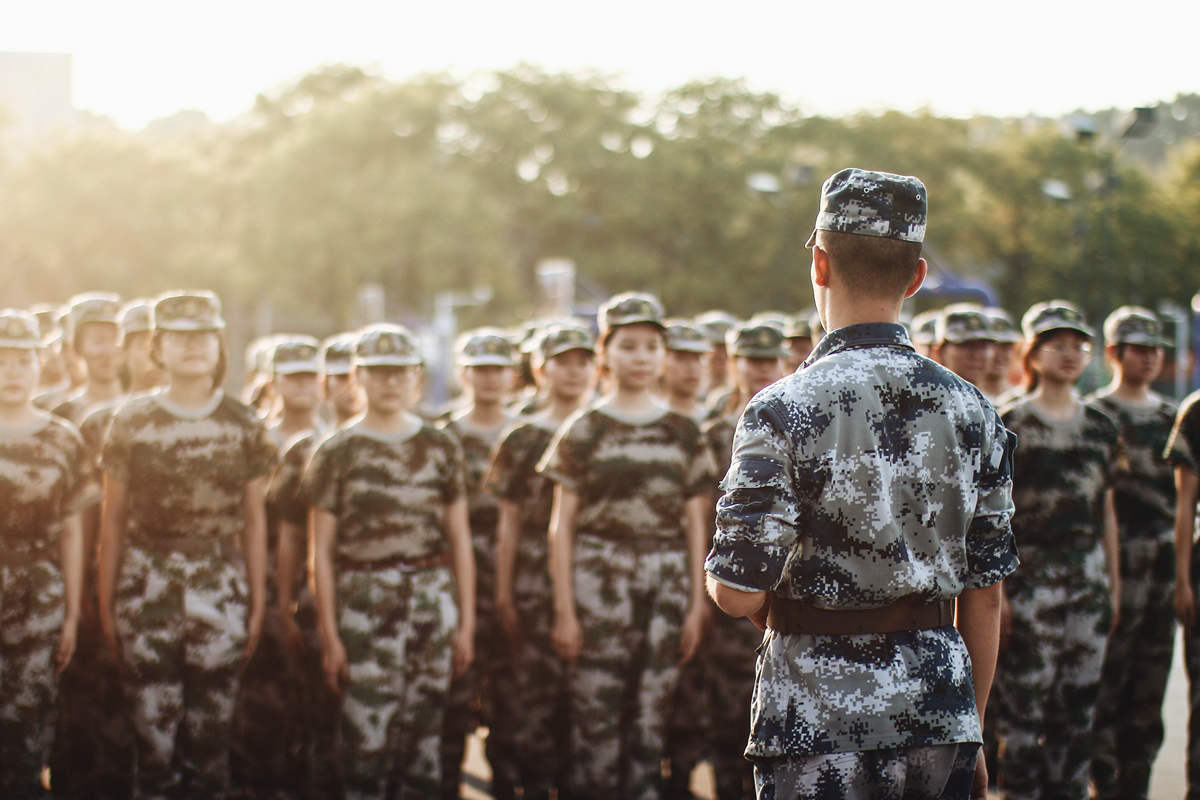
[964,415,1019,588]
[705,400,800,592]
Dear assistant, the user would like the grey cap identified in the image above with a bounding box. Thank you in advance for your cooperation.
[937,303,994,344]
[154,290,226,332]
[910,310,941,347]
[356,323,423,367]
[983,307,1022,344]
[272,335,322,374]
[694,310,740,346]
[456,327,518,367]
[783,311,816,340]
[1104,306,1168,347]
[119,299,154,336]
[748,311,788,332]
[806,168,927,247]
[68,292,122,331]
[664,319,713,354]
[726,323,788,359]
[598,292,665,334]
[0,309,43,349]
[321,333,357,376]
[1022,300,1094,340]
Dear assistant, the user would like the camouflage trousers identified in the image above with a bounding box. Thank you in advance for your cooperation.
[667,605,760,800]
[994,551,1110,800]
[116,546,248,799]
[1183,545,1200,800]
[567,535,689,800]
[1091,534,1175,800]
[489,542,569,799]
[0,560,63,798]
[752,742,979,800]
[336,562,457,800]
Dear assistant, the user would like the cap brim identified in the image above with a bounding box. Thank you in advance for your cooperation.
[542,344,595,360]
[356,355,422,367]
[459,356,517,367]
[322,363,353,375]
[1112,334,1170,347]
[157,320,225,332]
[1035,323,1095,339]
[0,339,42,349]
[805,229,817,248]
[667,342,713,354]
[731,348,786,359]
[274,362,322,375]
[603,317,666,332]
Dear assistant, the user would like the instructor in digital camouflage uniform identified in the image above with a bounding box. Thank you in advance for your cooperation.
[706,168,1017,800]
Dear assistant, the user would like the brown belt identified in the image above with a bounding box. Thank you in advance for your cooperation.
[766,597,956,635]
[341,552,450,572]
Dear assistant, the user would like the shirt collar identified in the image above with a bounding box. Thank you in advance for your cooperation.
[803,322,914,368]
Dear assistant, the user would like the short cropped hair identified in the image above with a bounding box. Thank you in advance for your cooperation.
[815,230,923,299]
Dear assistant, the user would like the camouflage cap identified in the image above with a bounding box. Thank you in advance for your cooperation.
[119,299,154,336]
[805,168,927,247]
[726,323,788,359]
[321,333,357,376]
[537,322,596,361]
[983,307,1022,344]
[154,290,225,332]
[910,310,941,347]
[272,335,322,375]
[1022,300,1094,340]
[598,292,665,334]
[748,311,788,332]
[28,303,60,341]
[694,310,740,346]
[1103,306,1168,347]
[783,311,816,340]
[0,309,43,349]
[68,292,121,331]
[356,323,422,367]
[936,303,994,344]
[664,319,713,354]
[457,327,518,367]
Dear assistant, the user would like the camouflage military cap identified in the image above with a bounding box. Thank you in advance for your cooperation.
[983,307,1021,343]
[664,319,713,354]
[910,309,941,347]
[805,167,927,247]
[321,333,356,376]
[783,311,815,340]
[598,292,665,334]
[118,299,154,336]
[726,323,788,359]
[68,292,121,331]
[694,310,740,346]
[1104,305,1168,347]
[272,335,322,374]
[937,303,994,344]
[537,322,596,361]
[153,290,225,332]
[0,309,43,349]
[28,303,60,340]
[748,311,788,332]
[356,323,422,367]
[1022,300,1094,340]
[457,327,518,367]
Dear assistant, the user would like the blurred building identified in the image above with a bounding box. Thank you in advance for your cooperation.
[0,52,76,150]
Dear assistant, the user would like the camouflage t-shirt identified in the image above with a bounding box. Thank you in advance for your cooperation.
[268,431,318,527]
[701,413,738,496]
[1001,396,1121,570]
[440,411,511,533]
[485,416,558,571]
[537,406,714,544]
[1085,389,1176,538]
[1166,389,1200,476]
[0,413,98,565]
[100,390,277,551]
[706,322,1018,758]
[300,419,465,567]
[52,388,108,427]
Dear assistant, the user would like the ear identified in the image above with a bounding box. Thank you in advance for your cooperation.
[903,258,928,299]
[812,244,832,288]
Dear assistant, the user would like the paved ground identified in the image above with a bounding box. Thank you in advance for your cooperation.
[461,627,1193,799]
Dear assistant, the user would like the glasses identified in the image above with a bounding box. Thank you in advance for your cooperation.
[1042,343,1092,356]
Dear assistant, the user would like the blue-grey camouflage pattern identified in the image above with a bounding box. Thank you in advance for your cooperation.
[809,168,927,244]
[0,413,96,796]
[994,396,1121,800]
[1165,389,1200,800]
[705,323,1017,761]
[753,742,979,800]
[1086,390,1177,800]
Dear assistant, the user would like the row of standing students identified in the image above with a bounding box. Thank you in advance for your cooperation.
[0,288,797,799]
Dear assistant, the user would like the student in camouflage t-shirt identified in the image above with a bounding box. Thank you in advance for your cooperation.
[1087,307,1177,800]
[995,301,1121,800]
[487,322,596,798]
[539,293,715,800]
[303,323,475,799]
[1166,388,1200,797]
[96,291,276,798]
[0,310,92,797]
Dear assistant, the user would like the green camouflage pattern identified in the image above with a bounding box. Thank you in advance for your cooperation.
[598,292,665,334]
[0,415,95,795]
[539,406,714,799]
[485,415,568,796]
[1165,389,1200,475]
[1103,305,1168,347]
[300,421,464,567]
[152,290,225,331]
[0,309,42,349]
[936,303,993,344]
[1020,299,1094,340]
[706,323,1017,760]
[994,396,1121,800]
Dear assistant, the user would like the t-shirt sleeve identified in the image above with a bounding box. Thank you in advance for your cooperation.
[300,438,341,516]
[60,426,101,517]
[1166,393,1200,474]
[704,399,800,593]
[243,418,278,482]
[485,428,523,501]
[440,432,467,504]
[684,424,718,499]
[964,411,1019,589]
[536,415,589,492]
[99,408,133,485]
[268,438,311,526]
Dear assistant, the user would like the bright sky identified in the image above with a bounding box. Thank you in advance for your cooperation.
[4,0,1198,129]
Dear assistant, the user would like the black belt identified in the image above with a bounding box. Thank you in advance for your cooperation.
[767,597,956,635]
